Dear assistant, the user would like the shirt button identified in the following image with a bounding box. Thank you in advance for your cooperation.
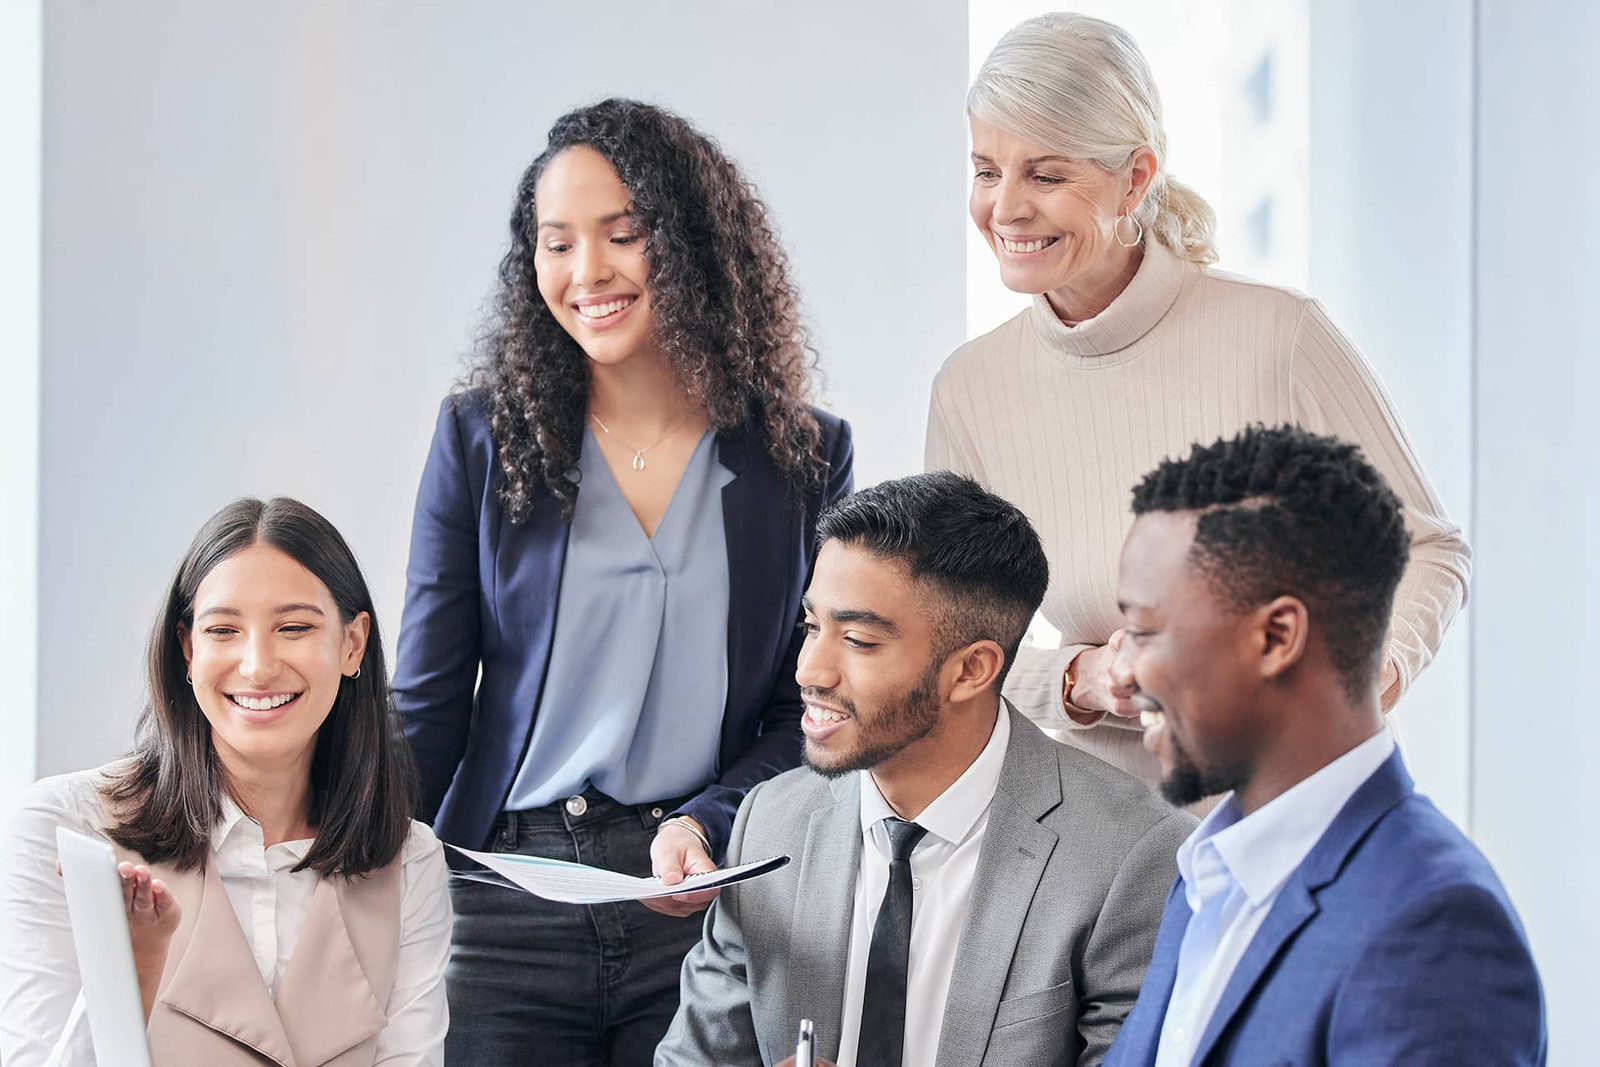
[1173,1027,1187,1044]
[565,795,588,817]
[912,877,922,890]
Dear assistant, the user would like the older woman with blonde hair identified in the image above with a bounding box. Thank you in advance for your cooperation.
[928,12,1469,790]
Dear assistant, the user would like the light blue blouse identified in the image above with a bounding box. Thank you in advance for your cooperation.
[504,427,734,809]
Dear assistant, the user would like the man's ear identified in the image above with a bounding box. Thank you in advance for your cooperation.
[1255,595,1309,680]
[945,640,1006,704]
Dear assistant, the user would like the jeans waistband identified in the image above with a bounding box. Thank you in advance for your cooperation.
[497,784,696,839]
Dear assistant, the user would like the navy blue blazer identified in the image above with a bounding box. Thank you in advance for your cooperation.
[1107,750,1546,1066]
[392,391,854,856]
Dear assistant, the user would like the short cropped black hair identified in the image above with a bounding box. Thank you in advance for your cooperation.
[1131,424,1409,701]
[815,471,1050,689]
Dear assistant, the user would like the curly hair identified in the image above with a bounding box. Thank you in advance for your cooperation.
[1130,424,1410,701]
[466,98,825,522]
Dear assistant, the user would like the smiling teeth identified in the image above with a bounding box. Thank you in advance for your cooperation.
[1139,710,1165,731]
[232,693,297,711]
[1002,237,1052,253]
[577,298,633,318]
[806,705,847,725]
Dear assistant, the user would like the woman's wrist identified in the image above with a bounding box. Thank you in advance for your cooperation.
[659,815,711,855]
[1061,649,1106,726]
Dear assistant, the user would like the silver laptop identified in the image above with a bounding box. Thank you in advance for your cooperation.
[54,827,155,1067]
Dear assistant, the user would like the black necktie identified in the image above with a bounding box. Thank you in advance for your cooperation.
[857,817,928,1067]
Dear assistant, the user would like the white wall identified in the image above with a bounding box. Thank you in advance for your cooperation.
[1314,1,1598,1058]
[1473,2,1600,1060]
[0,0,41,827]
[1308,0,1475,825]
[35,1,968,779]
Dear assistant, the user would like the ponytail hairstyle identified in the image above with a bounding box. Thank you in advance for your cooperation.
[968,12,1219,265]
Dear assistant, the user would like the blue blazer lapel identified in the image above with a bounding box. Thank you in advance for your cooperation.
[717,422,801,741]
[483,471,569,822]
[1188,750,1414,1064]
[1187,880,1321,1066]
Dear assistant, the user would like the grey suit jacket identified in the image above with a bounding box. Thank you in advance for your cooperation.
[656,704,1196,1067]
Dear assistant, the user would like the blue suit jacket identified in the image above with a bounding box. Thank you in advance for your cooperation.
[1107,750,1546,1066]
[392,391,854,855]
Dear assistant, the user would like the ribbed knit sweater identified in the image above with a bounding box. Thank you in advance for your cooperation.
[926,238,1470,786]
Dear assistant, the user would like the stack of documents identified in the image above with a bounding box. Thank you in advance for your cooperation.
[446,844,789,904]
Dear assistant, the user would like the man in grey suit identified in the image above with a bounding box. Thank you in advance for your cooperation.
[657,472,1194,1067]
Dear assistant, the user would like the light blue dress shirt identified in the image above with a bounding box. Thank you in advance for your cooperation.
[1153,728,1397,1067]
[504,427,734,810]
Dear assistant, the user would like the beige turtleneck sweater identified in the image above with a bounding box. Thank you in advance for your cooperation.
[926,238,1470,787]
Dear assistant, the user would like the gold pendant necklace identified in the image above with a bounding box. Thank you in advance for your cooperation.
[589,411,692,472]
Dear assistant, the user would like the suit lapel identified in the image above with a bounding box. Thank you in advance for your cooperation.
[487,462,570,827]
[155,859,298,1067]
[935,707,1062,1067]
[275,876,393,1067]
[1187,881,1320,1065]
[784,776,863,1064]
[1188,750,1415,1065]
[718,422,800,731]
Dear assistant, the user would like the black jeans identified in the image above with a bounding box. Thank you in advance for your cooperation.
[444,787,706,1067]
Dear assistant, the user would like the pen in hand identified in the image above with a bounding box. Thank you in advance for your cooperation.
[776,1019,836,1067]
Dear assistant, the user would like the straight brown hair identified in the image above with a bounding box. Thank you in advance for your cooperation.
[101,497,418,876]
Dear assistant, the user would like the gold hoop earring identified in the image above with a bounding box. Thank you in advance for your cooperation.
[1116,212,1144,248]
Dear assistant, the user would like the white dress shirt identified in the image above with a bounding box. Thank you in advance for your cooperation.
[1154,729,1396,1067]
[0,767,453,1067]
[836,707,1010,1067]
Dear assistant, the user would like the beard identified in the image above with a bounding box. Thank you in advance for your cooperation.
[1158,728,1245,807]
[802,662,942,778]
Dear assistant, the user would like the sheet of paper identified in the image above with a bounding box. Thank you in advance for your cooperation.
[445,843,790,904]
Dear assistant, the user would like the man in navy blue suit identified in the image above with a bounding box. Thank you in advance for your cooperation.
[1104,424,1545,1067]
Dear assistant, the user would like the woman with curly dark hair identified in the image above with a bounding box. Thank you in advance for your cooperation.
[391,98,853,1063]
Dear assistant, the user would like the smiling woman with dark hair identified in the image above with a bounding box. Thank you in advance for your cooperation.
[0,497,451,1067]
[392,97,852,1063]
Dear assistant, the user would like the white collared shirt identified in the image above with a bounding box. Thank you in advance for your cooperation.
[0,767,453,1067]
[1153,729,1396,1067]
[835,707,1011,1067]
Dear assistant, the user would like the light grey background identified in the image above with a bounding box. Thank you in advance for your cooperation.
[33,0,967,776]
[0,0,41,830]
[1472,0,1599,1053]
[1310,1,1596,1054]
